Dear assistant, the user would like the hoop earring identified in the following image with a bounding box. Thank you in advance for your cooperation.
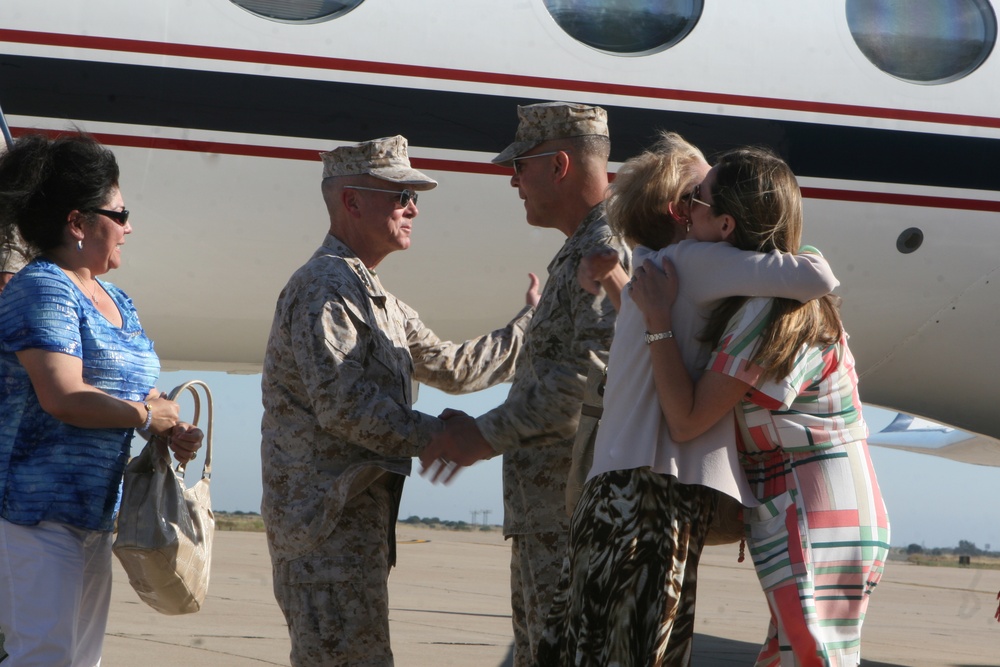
[686,222,692,234]
[77,240,83,251]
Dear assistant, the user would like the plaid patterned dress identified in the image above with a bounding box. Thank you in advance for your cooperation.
[708,298,890,667]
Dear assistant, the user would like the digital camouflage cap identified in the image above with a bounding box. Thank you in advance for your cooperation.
[320,135,438,190]
[493,102,609,167]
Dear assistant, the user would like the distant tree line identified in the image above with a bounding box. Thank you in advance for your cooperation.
[904,540,996,557]
[400,515,495,531]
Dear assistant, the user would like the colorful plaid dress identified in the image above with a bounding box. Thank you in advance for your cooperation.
[708,298,890,667]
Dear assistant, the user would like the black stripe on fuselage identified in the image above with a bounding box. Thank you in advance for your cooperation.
[1,54,997,192]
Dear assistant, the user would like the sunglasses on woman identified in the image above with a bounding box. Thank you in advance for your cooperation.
[86,208,130,226]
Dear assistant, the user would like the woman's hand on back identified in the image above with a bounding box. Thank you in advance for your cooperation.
[630,257,678,331]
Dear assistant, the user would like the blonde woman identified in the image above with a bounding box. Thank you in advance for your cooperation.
[629,147,889,666]
[537,134,839,666]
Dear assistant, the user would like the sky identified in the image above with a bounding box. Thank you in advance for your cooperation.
[159,370,1000,552]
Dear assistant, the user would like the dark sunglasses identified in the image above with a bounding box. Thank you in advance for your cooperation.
[87,208,130,226]
[684,185,711,209]
[343,186,418,208]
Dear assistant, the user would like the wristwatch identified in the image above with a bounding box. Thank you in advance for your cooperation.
[644,330,674,344]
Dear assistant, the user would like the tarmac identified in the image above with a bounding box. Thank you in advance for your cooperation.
[94,526,999,666]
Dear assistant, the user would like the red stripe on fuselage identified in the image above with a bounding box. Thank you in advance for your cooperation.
[2,28,1000,131]
[12,126,999,213]
[801,187,1000,213]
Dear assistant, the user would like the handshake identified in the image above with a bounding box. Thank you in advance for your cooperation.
[419,408,496,484]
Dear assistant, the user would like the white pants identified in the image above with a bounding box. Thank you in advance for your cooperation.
[0,519,113,667]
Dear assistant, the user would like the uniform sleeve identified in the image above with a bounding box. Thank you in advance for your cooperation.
[0,234,30,274]
[0,271,83,357]
[669,241,838,304]
[285,281,441,458]
[405,300,534,394]
[477,243,625,454]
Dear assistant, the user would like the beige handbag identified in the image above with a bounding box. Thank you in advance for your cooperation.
[113,380,215,615]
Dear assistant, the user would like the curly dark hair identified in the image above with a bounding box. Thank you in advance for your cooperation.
[0,133,120,254]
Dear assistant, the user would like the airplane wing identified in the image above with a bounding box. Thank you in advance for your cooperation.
[868,413,1000,468]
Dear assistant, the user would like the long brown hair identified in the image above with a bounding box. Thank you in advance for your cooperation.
[701,147,841,381]
[605,131,706,250]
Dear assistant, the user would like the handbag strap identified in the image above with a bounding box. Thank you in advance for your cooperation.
[164,380,214,480]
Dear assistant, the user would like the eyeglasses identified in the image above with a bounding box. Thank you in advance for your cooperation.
[685,184,712,209]
[87,208,130,226]
[511,151,562,175]
[343,186,418,208]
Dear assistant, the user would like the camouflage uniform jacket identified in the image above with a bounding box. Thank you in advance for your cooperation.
[476,205,629,536]
[0,233,29,274]
[262,234,533,562]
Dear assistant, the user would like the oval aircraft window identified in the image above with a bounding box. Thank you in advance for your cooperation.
[846,0,997,84]
[543,0,703,55]
[229,0,363,23]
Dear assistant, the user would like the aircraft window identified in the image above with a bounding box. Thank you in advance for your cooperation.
[846,0,997,84]
[543,0,703,55]
[229,0,362,23]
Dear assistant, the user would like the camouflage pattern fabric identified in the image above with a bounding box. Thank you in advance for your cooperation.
[565,364,605,516]
[0,233,28,274]
[262,233,532,563]
[262,233,534,664]
[511,531,569,667]
[493,103,609,166]
[320,134,437,187]
[476,205,629,537]
[271,474,399,667]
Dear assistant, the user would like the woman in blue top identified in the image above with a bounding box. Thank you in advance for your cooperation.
[0,133,203,666]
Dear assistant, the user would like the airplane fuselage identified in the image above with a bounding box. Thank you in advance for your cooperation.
[1,0,998,440]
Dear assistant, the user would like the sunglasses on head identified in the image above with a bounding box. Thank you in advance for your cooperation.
[344,186,418,208]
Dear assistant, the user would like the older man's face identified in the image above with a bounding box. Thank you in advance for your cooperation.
[356,186,420,256]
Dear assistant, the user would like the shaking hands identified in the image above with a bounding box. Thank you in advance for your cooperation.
[419,409,496,484]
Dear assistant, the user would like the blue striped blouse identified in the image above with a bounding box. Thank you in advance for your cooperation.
[0,259,160,531]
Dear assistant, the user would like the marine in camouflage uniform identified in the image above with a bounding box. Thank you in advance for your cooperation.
[482,204,625,667]
[0,230,29,291]
[425,103,629,667]
[261,136,534,667]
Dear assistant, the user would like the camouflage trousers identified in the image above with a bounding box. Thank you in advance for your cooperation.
[272,472,404,667]
[510,530,569,667]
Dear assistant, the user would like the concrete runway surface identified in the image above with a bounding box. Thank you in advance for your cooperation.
[96,527,999,666]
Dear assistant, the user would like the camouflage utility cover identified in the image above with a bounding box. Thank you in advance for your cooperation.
[320,134,437,189]
[493,102,609,166]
